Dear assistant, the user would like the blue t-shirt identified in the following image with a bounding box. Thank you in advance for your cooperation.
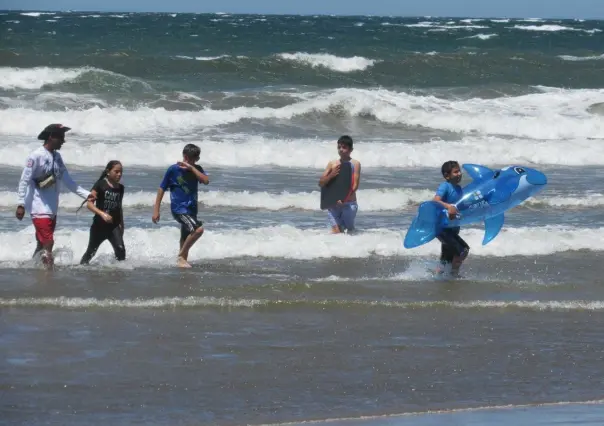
[159,164,206,215]
[435,181,463,204]
[436,181,463,233]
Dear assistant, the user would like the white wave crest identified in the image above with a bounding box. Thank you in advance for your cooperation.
[511,24,600,33]
[2,297,604,312]
[19,12,54,17]
[559,54,604,61]
[175,54,232,61]
[464,33,498,40]
[0,225,603,265]
[0,188,436,211]
[0,189,599,211]
[1,87,602,140]
[0,135,603,168]
[406,22,488,30]
[277,52,377,72]
[0,67,93,90]
[0,296,266,309]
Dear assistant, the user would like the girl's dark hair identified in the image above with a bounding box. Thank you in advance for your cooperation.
[95,160,122,186]
[76,160,122,214]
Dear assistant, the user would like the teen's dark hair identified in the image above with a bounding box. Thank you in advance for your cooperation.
[441,160,460,177]
[76,160,121,213]
[183,143,201,159]
[96,160,122,186]
[337,135,353,150]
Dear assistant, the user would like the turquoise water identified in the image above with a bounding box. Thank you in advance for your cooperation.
[2,12,604,91]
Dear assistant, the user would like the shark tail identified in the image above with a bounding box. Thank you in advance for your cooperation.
[403,201,446,249]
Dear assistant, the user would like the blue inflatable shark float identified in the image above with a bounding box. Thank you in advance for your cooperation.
[403,164,547,249]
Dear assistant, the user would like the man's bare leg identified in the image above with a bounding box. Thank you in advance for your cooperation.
[32,239,44,259]
[40,242,55,270]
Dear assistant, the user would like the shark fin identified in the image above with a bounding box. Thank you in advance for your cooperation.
[483,214,505,245]
[462,164,495,183]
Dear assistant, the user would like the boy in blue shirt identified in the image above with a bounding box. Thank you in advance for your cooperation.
[433,160,470,276]
[152,144,209,268]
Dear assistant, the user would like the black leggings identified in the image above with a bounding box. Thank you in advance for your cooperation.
[80,223,126,265]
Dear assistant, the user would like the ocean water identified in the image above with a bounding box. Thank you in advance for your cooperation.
[1,10,604,425]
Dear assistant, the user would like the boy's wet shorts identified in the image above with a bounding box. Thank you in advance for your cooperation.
[327,201,358,231]
[172,213,203,242]
[437,227,469,264]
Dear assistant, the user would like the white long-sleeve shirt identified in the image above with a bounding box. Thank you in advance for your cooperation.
[17,146,90,217]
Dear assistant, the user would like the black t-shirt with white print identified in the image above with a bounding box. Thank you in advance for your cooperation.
[92,178,124,226]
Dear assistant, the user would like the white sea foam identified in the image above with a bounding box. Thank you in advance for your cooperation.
[19,12,54,17]
[464,33,498,40]
[0,225,602,265]
[0,66,150,91]
[0,134,602,168]
[1,86,601,140]
[0,296,267,309]
[558,54,604,61]
[0,188,434,211]
[175,55,231,61]
[511,24,599,33]
[0,67,92,90]
[0,92,109,109]
[1,296,603,312]
[277,53,377,72]
[406,22,488,30]
[0,189,598,211]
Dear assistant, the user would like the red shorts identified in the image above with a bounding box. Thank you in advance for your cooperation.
[32,216,57,245]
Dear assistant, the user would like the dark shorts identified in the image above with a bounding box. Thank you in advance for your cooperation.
[437,227,470,264]
[172,213,203,242]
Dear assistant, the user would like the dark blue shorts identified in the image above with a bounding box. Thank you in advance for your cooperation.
[327,201,358,231]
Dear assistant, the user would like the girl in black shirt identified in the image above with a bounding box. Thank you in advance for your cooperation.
[80,160,126,264]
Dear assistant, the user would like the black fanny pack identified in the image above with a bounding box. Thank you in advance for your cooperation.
[34,154,56,189]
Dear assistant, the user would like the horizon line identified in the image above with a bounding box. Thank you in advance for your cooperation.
[2,9,603,20]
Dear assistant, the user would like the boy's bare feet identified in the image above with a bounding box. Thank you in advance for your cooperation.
[177,256,192,268]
